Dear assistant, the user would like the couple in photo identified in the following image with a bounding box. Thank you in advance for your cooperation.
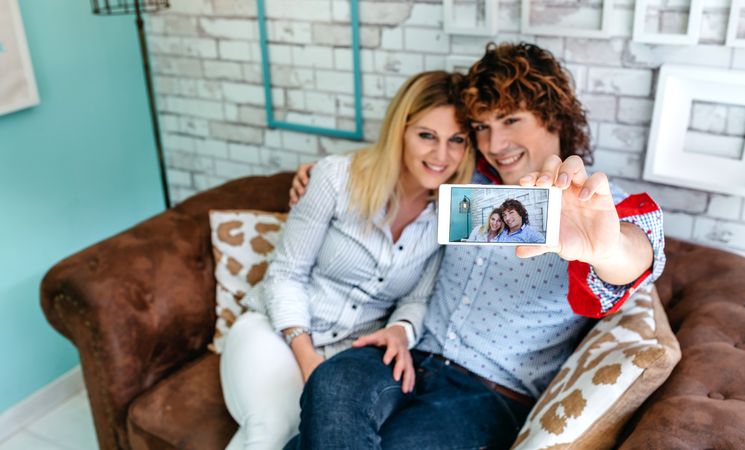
[467,198,544,244]
[220,41,665,450]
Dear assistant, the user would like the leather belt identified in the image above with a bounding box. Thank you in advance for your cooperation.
[433,354,535,408]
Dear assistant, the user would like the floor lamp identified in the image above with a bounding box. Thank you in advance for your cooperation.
[90,0,172,208]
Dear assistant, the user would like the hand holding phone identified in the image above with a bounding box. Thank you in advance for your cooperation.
[515,154,623,265]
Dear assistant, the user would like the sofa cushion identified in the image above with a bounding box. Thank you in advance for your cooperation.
[208,210,287,353]
[512,285,681,449]
[127,353,236,450]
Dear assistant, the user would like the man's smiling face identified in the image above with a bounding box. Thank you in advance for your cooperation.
[471,110,561,185]
[502,208,522,232]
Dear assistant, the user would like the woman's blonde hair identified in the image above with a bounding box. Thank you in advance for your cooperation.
[348,71,475,223]
[480,207,504,235]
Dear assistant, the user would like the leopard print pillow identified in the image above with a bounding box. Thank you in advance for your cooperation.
[512,285,681,450]
[208,210,287,354]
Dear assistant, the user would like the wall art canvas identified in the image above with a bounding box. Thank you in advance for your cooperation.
[0,0,40,116]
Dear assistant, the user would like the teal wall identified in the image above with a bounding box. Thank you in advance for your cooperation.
[450,187,471,241]
[0,1,164,412]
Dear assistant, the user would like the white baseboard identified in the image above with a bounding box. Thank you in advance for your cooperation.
[0,365,84,442]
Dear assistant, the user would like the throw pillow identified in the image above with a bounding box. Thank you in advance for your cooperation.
[512,285,681,449]
[208,210,287,354]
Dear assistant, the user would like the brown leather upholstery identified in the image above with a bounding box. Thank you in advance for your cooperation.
[127,353,235,450]
[618,240,745,449]
[41,173,292,450]
[41,173,745,450]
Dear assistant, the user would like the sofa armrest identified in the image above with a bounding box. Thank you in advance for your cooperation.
[41,210,216,450]
[618,238,745,448]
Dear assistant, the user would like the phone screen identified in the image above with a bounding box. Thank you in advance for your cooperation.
[448,186,551,244]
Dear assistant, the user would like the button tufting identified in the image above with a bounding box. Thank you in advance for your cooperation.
[708,392,725,400]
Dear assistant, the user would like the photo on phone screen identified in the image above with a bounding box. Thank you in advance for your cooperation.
[438,184,561,246]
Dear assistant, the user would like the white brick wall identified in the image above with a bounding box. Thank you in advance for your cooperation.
[146,0,745,254]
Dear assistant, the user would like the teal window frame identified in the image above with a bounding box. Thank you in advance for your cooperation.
[256,0,364,141]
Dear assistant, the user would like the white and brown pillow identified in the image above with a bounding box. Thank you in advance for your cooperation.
[512,285,681,450]
[208,210,287,354]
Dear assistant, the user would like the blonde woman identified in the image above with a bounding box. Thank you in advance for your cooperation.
[220,71,474,450]
[468,207,504,242]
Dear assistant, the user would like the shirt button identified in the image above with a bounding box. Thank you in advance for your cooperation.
[447,331,457,340]
[398,245,404,251]
[476,257,484,266]
[352,304,358,310]
[378,277,384,282]
[332,332,338,338]
[462,296,471,305]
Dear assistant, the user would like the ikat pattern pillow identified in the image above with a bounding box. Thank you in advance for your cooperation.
[208,210,287,354]
[512,285,681,450]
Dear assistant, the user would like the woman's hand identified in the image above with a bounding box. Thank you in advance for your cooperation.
[298,351,325,382]
[285,330,325,382]
[353,326,416,393]
[289,162,315,206]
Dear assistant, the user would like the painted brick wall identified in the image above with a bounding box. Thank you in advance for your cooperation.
[145,0,745,255]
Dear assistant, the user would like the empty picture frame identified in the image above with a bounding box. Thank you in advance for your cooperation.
[443,0,499,36]
[521,0,613,38]
[256,0,364,140]
[633,0,703,45]
[643,64,745,197]
[726,0,745,47]
[445,55,477,74]
[0,0,40,116]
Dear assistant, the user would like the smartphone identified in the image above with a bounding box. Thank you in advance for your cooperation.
[437,184,561,246]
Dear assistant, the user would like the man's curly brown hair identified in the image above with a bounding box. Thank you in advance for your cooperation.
[462,42,592,164]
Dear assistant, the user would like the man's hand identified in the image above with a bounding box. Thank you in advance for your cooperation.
[353,326,415,393]
[289,162,315,206]
[516,154,653,285]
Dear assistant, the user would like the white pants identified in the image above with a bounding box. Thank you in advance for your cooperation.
[221,312,304,450]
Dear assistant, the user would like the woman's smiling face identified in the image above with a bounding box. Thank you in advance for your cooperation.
[489,213,502,232]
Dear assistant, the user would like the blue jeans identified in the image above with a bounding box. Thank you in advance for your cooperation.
[284,346,531,450]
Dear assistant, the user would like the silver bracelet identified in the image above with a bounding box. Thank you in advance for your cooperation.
[284,327,310,346]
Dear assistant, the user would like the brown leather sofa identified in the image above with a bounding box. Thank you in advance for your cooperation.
[41,172,745,450]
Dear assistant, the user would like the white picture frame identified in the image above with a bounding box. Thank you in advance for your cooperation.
[643,64,745,197]
[445,55,477,74]
[0,0,39,116]
[443,0,499,36]
[632,0,703,45]
[520,0,613,38]
[726,0,745,47]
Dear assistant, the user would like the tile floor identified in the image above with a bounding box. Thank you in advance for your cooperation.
[0,389,98,450]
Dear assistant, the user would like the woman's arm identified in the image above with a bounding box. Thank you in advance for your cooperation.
[264,157,343,376]
[352,248,444,393]
[467,226,482,242]
[387,248,444,341]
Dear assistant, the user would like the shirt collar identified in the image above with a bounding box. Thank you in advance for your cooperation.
[507,223,527,235]
[476,154,503,185]
[372,200,436,230]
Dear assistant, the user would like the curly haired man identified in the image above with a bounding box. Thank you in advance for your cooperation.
[286,42,664,450]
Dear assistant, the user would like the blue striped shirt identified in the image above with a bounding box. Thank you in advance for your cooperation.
[416,169,666,398]
[262,155,442,349]
[495,224,545,244]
